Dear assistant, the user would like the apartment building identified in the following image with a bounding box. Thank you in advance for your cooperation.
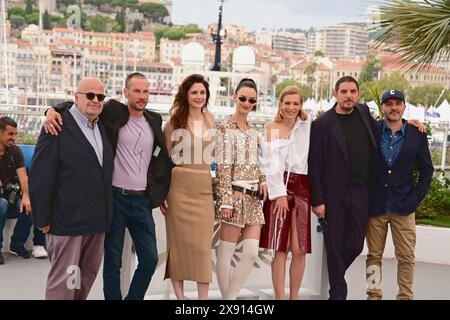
[324,24,369,60]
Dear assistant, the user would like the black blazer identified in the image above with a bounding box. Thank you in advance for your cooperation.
[54,100,173,208]
[30,110,114,236]
[308,103,378,207]
[370,123,434,216]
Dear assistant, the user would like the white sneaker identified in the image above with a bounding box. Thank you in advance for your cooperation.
[32,245,48,259]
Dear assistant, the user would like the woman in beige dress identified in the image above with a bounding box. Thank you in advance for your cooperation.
[215,78,268,300]
[160,74,215,300]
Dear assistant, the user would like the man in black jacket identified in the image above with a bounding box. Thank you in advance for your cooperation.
[366,89,433,300]
[308,76,378,300]
[30,78,114,299]
[45,72,173,300]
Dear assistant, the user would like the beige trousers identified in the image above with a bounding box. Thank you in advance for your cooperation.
[366,213,416,300]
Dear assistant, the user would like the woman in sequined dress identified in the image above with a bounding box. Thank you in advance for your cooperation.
[259,86,312,300]
[215,78,268,300]
[160,74,215,300]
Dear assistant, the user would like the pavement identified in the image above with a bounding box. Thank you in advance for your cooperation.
[1,252,450,300]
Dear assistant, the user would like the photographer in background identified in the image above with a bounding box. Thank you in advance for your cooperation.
[0,117,46,264]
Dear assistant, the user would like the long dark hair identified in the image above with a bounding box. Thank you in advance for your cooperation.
[170,74,210,130]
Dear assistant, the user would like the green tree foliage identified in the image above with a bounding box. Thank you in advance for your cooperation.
[7,7,26,18]
[10,15,26,30]
[132,20,143,33]
[304,63,317,92]
[314,50,324,57]
[154,26,202,46]
[84,0,138,8]
[25,11,39,25]
[114,9,126,33]
[84,0,108,5]
[275,79,312,99]
[49,14,63,23]
[57,0,78,7]
[139,3,169,23]
[374,0,450,68]
[43,10,52,30]
[88,15,110,33]
[408,84,449,107]
[359,55,382,83]
[417,173,450,218]
[164,28,185,39]
[361,71,410,112]
[25,0,35,14]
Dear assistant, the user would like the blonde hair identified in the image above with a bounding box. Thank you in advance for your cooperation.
[274,86,308,122]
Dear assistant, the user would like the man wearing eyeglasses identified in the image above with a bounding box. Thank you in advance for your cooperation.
[43,72,173,300]
[29,78,114,299]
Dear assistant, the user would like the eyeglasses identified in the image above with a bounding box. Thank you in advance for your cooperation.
[238,96,257,104]
[78,92,106,102]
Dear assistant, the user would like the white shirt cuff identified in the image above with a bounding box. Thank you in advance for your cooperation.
[268,189,287,201]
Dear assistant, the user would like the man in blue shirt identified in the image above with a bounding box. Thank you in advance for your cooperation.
[366,89,434,300]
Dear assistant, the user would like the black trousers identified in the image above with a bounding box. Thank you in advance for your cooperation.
[324,184,369,300]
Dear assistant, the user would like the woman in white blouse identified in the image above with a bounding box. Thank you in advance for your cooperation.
[260,86,312,300]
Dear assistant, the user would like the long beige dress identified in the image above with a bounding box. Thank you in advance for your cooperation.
[164,117,215,283]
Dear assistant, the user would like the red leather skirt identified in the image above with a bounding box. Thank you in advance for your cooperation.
[260,172,311,253]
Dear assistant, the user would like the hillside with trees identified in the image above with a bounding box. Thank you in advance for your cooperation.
[8,0,172,35]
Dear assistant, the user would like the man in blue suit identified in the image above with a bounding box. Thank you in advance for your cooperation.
[309,76,378,300]
[30,78,114,299]
[366,89,433,300]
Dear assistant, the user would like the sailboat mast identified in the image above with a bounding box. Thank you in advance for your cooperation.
[1,0,9,104]
[36,0,43,106]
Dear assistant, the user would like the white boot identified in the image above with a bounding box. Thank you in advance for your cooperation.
[216,240,236,298]
[226,239,259,300]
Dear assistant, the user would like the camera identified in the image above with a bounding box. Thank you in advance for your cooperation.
[1,183,21,205]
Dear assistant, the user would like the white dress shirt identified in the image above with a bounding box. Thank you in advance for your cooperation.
[262,117,311,200]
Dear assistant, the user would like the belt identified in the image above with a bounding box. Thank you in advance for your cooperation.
[175,166,211,174]
[231,185,262,199]
[113,187,147,196]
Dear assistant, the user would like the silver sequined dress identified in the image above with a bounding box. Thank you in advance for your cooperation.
[215,118,265,225]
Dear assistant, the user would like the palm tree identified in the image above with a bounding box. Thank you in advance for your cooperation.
[25,0,35,14]
[373,0,450,68]
[304,63,317,99]
[314,50,324,58]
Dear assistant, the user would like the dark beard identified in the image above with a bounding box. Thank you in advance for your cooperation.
[129,103,146,112]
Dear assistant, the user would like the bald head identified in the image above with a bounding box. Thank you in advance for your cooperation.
[77,78,104,93]
[75,78,106,124]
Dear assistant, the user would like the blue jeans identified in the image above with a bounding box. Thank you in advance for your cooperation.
[0,198,45,250]
[103,189,158,300]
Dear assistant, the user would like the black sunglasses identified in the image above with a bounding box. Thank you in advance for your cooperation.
[78,92,106,102]
[238,96,257,104]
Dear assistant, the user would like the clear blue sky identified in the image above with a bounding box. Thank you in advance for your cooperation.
[172,0,380,31]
